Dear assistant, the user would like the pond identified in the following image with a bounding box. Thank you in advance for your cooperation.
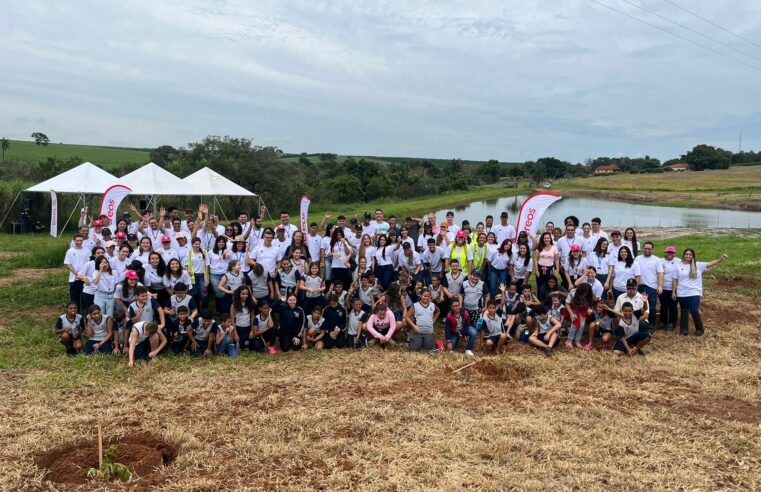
[432,194,761,229]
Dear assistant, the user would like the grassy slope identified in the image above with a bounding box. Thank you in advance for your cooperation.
[0,233,759,489]
[3,140,150,168]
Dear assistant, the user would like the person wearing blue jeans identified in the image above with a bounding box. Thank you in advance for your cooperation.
[215,315,239,357]
[672,249,727,336]
[444,300,476,355]
[638,284,659,327]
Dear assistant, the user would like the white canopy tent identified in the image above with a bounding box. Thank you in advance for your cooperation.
[181,166,260,220]
[1,162,119,234]
[113,162,191,197]
[25,161,117,193]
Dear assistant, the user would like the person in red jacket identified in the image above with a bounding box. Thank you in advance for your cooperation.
[445,298,476,356]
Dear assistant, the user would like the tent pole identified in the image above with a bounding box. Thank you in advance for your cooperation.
[59,193,83,238]
[0,191,22,230]
[215,196,228,222]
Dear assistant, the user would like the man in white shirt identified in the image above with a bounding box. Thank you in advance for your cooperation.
[577,222,599,254]
[238,213,252,237]
[361,212,378,237]
[444,211,460,235]
[278,211,299,241]
[250,229,281,275]
[372,209,390,237]
[607,230,623,260]
[306,223,323,261]
[492,211,516,245]
[273,227,290,258]
[614,278,646,314]
[139,216,167,250]
[64,233,91,311]
[659,246,680,330]
[420,238,447,284]
[634,241,664,328]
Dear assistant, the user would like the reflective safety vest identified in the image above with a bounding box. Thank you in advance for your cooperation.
[449,246,469,272]
[471,244,487,271]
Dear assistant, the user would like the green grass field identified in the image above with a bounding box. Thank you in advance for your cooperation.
[2,140,151,169]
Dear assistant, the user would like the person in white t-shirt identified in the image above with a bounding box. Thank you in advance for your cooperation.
[250,229,282,276]
[444,211,460,235]
[64,233,91,311]
[659,246,680,330]
[492,211,516,245]
[672,248,727,337]
[634,241,664,327]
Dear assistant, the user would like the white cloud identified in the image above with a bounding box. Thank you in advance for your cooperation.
[1,0,760,161]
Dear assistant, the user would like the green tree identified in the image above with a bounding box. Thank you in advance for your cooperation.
[149,145,179,168]
[479,159,501,183]
[365,175,394,200]
[529,161,547,184]
[681,144,731,171]
[536,157,569,179]
[0,138,9,160]
[31,132,50,146]
[329,175,364,203]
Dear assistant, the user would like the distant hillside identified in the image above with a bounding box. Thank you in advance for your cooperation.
[279,153,524,168]
[2,140,151,169]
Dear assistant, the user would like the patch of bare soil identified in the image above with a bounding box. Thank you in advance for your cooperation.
[0,268,58,287]
[34,432,177,485]
[450,359,531,381]
[645,390,761,425]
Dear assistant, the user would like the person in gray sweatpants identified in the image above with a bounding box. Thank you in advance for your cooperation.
[405,289,440,351]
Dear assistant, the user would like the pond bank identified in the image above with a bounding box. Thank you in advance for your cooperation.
[557,188,761,212]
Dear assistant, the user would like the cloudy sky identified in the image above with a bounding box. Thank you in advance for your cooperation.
[2,0,760,162]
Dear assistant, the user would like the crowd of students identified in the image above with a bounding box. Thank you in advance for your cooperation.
[58,204,727,365]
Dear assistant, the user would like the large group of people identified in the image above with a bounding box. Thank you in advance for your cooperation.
[59,203,727,366]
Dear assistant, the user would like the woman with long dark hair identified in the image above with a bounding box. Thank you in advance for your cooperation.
[487,239,512,299]
[534,232,559,294]
[330,228,354,290]
[672,248,727,336]
[605,246,640,301]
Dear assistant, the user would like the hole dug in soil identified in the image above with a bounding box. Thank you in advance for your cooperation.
[35,432,178,485]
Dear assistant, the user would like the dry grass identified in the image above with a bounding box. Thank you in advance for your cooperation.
[1,294,760,491]
[568,166,761,192]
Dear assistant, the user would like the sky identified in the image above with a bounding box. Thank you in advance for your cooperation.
[2,0,761,163]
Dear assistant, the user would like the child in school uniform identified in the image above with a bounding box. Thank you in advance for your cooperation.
[305,306,325,349]
[215,314,239,357]
[188,309,218,356]
[170,306,193,353]
[251,302,275,353]
[164,282,197,339]
[84,304,114,355]
[346,297,369,349]
[55,302,84,355]
[481,300,509,354]
[528,305,561,356]
[275,294,306,352]
[318,294,347,350]
[111,309,129,355]
[218,260,244,316]
[128,286,166,337]
[445,299,476,355]
[231,286,255,351]
[353,273,375,313]
[127,321,167,367]
[275,258,303,303]
[405,289,439,352]
[611,300,651,357]
[588,299,615,351]
[247,262,274,306]
[300,261,325,315]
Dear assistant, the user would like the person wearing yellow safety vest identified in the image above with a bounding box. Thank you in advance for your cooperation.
[470,233,489,277]
[448,231,473,274]
[187,237,210,309]
[487,239,513,298]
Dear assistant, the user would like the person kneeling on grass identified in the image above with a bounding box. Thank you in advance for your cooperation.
[189,309,218,356]
[275,294,306,352]
[528,305,560,356]
[481,300,510,355]
[366,302,397,350]
[305,305,325,349]
[346,296,369,349]
[215,314,239,357]
[251,302,276,353]
[611,301,651,358]
[317,294,347,350]
[445,299,475,355]
[55,302,84,356]
[84,304,114,355]
[127,321,167,367]
[588,300,615,351]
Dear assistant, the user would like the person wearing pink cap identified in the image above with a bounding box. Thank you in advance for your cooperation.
[563,243,588,289]
[448,231,473,275]
[157,235,178,265]
[659,246,679,330]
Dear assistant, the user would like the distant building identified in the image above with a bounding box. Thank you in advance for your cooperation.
[665,163,690,172]
[594,165,620,175]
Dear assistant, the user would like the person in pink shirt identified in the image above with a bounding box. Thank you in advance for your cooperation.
[365,302,397,349]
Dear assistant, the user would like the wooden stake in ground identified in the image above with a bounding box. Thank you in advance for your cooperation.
[452,361,477,373]
[97,425,103,470]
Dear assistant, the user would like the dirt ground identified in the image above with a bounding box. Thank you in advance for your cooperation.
[1,292,760,491]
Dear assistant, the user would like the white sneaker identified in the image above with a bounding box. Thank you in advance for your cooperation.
[465,350,475,357]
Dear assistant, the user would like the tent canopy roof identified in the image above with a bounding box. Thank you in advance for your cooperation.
[113,162,192,196]
[25,162,118,194]
[182,167,257,196]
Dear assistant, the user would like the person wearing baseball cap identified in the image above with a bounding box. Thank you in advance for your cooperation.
[114,267,143,315]
[174,231,190,265]
[563,243,587,288]
[659,246,679,330]
[613,277,645,314]
[158,235,178,264]
[448,230,473,274]
[608,230,623,260]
